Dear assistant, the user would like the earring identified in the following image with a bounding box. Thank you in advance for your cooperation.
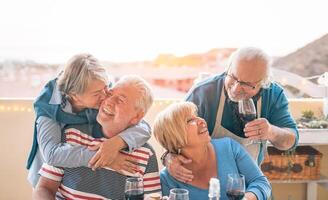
[177,148,181,155]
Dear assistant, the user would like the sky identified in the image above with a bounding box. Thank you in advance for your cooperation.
[0,0,327,63]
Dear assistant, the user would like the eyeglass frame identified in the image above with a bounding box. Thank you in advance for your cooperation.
[225,63,264,90]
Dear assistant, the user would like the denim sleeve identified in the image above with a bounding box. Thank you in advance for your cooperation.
[230,139,272,200]
[37,116,96,167]
[119,119,151,152]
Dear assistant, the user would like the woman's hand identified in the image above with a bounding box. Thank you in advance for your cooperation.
[166,153,194,183]
[88,136,127,170]
[106,152,139,174]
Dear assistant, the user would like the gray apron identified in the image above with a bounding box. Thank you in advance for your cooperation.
[211,88,266,164]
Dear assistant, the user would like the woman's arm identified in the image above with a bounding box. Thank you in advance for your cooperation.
[230,139,272,200]
[88,120,152,169]
[37,116,95,167]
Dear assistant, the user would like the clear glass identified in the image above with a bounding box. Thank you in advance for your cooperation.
[169,188,189,200]
[238,98,261,145]
[124,177,144,200]
[226,174,245,200]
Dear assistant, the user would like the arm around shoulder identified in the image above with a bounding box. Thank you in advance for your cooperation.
[119,119,151,151]
[37,116,95,167]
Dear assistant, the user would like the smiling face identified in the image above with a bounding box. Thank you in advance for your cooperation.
[71,79,108,110]
[96,84,143,138]
[224,59,267,101]
[184,114,211,149]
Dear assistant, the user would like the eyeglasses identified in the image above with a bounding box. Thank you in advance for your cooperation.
[226,73,261,90]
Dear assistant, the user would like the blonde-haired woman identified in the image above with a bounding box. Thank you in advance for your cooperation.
[27,54,151,187]
[153,102,271,200]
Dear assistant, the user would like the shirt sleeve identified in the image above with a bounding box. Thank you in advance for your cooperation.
[142,145,162,196]
[118,119,151,152]
[37,116,96,167]
[38,163,64,182]
[230,139,272,200]
[269,89,299,149]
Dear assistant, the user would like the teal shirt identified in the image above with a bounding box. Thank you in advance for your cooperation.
[160,138,271,200]
[185,73,299,163]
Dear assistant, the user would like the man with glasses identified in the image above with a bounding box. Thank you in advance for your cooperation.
[165,47,299,183]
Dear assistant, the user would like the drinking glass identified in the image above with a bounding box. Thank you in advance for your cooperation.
[238,98,261,145]
[226,174,245,200]
[125,177,144,200]
[169,188,189,200]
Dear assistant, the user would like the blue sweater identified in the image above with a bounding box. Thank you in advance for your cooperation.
[160,138,271,200]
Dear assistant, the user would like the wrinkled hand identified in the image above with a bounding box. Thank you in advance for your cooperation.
[106,152,139,175]
[88,137,125,170]
[244,118,273,141]
[167,153,193,183]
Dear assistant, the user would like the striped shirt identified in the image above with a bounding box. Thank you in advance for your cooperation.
[39,126,161,199]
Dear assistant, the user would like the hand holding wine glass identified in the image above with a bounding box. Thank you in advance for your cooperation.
[238,98,261,145]
[125,177,144,200]
[226,173,245,200]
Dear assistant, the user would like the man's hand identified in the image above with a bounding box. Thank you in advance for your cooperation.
[88,136,127,170]
[106,152,139,174]
[244,118,273,141]
[244,192,258,200]
[167,153,194,183]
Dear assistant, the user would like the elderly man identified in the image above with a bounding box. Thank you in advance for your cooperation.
[168,47,299,183]
[33,75,161,199]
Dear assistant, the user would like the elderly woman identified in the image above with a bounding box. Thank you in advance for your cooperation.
[153,102,271,200]
[27,54,151,187]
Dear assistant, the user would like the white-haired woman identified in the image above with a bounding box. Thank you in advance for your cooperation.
[27,54,151,187]
[153,102,271,200]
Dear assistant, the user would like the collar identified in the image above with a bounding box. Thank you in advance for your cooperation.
[49,81,74,113]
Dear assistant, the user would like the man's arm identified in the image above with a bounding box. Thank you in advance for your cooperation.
[245,88,299,150]
[37,116,96,167]
[142,144,162,196]
[268,127,296,150]
[33,177,60,200]
[245,119,297,150]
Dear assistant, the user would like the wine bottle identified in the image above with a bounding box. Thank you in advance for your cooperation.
[208,177,220,200]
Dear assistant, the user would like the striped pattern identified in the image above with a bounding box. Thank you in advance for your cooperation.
[40,127,161,199]
[39,163,64,182]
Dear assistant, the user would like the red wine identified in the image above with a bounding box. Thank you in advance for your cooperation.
[125,190,144,200]
[226,190,245,200]
[241,113,256,123]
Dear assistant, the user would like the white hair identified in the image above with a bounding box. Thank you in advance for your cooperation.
[114,75,154,113]
[228,47,272,88]
[57,53,108,96]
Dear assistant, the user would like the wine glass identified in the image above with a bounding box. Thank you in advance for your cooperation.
[238,98,261,145]
[169,188,189,200]
[125,177,144,200]
[226,173,245,200]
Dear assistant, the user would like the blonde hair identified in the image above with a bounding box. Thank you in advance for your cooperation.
[227,47,272,88]
[153,102,198,154]
[115,75,154,114]
[57,53,108,97]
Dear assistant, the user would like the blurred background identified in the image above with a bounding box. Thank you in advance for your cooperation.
[1,0,328,99]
